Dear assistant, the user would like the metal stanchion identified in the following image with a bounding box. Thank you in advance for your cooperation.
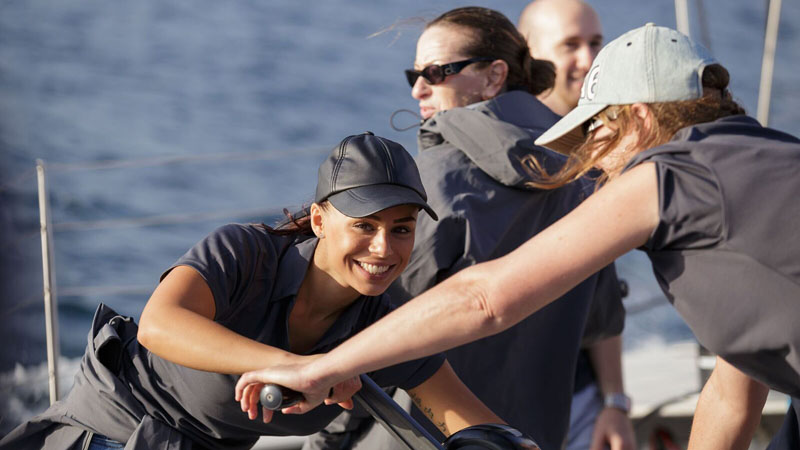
[757,0,782,126]
[37,159,60,405]
[674,0,691,37]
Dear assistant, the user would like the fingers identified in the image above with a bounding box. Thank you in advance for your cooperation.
[262,406,274,424]
[235,363,346,419]
[239,382,267,420]
[589,410,609,450]
[324,376,362,406]
[589,429,605,450]
[609,434,624,450]
[247,383,263,419]
[589,408,635,450]
[235,371,261,401]
[238,383,274,423]
[337,399,355,410]
[281,399,319,415]
[239,384,253,416]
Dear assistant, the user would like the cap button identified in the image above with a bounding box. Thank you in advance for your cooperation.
[362,131,374,136]
[645,22,655,27]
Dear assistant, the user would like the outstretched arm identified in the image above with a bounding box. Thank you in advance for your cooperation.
[236,163,660,411]
[688,357,768,450]
[141,266,359,422]
[138,265,301,374]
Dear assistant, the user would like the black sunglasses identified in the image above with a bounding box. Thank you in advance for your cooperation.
[404,57,494,87]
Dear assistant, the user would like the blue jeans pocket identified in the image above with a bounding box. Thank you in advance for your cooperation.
[88,433,125,449]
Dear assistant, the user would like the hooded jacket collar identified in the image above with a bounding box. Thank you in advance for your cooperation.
[418,90,567,189]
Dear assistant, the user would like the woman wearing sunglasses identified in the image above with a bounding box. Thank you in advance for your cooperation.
[0,133,515,450]
[237,24,800,449]
[303,7,627,450]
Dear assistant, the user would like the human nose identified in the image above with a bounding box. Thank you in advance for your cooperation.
[576,45,594,71]
[411,75,430,100]
[368,230,392,256]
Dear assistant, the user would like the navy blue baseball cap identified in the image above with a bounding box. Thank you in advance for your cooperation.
[315,132,438,220]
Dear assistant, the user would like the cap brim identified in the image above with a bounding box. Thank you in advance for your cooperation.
[534,103,608,154]
[327,184,438,221]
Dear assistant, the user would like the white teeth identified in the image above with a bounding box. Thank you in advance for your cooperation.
[358,262,390,275]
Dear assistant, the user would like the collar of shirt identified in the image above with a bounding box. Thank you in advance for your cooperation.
[272,236,318,301]
[270,235,380,354]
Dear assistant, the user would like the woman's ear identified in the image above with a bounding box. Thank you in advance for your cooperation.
[309,203,325,239]
[482,59,509,100]
[630,103,653,130]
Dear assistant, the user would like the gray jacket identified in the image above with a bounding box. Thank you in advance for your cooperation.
[0,304,195,450]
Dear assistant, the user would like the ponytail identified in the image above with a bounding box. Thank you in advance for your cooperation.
[260,205,318,237]
[520,49,555,95]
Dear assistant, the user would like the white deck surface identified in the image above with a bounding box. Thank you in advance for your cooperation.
[252,435,305,450]
[624,339,789,419]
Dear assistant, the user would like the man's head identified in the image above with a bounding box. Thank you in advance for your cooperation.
[518,0,602,116]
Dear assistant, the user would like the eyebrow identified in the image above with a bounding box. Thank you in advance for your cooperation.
[562,33,604,43]
[364,215,417,223]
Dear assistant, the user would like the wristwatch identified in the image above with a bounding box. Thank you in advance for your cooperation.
[603,392,632,414]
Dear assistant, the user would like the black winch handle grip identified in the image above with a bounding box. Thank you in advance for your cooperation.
[259,384,304,410]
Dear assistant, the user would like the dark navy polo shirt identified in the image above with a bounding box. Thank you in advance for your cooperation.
[625,115,800,397]
[123,224,444,447]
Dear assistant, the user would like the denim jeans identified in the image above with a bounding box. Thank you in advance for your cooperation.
[88,434,125,450]
[768,398,800,450]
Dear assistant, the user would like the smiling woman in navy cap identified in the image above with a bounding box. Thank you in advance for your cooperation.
[237,25,800,449]
[0,132,513,449]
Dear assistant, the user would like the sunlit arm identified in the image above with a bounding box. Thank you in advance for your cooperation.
[688,357,768,450]
[300,163,660,396]
[588,336,635,450]
[407,361,505,436]
[138,265,299,375]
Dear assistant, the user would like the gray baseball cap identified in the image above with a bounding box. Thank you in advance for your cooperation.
[315,132,438,220]
[535,23,718,154]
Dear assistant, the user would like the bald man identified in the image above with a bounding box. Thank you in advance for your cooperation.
[519,2,636,450]
[519,0,603,116]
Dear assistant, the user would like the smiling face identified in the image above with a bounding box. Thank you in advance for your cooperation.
[312,203,418,297]
[523,0,602,116]
[411,24,491,120]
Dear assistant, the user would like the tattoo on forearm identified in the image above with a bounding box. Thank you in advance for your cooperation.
[409,391,449,435]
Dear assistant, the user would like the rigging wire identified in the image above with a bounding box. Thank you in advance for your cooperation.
[45,146,327,173]
[53,206,286,231]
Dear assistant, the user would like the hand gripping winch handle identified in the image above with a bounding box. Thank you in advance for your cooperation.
[259,384,304,410]
[257,376,442,450]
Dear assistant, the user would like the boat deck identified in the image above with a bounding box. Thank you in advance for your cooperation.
[626,340,789,448]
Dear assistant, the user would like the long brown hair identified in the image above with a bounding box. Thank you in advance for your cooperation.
[531,64,746,188]
[427,7,555,95]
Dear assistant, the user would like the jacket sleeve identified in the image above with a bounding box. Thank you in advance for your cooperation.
[581,261,626,346]
[386,212,467,305]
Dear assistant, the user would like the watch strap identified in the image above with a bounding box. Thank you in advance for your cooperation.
[603,392,632,414]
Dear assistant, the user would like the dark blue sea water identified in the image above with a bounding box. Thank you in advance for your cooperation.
[1,0,798,435]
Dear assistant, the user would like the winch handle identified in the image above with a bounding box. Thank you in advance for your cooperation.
[259,384,304,410]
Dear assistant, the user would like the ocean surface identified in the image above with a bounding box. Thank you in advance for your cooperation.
[1,0,798,436]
